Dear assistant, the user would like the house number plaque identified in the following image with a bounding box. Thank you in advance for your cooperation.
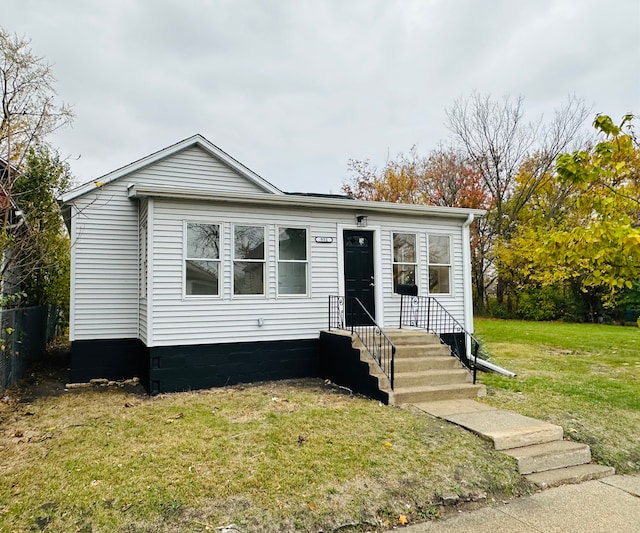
[315,236,334,244]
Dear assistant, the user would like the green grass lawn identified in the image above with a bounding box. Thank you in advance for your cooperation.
[0,376,527,532]
[475,318,640,474]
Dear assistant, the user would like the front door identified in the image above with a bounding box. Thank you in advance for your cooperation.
[343,230,375,325]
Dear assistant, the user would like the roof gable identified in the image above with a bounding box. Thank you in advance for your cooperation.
[61,134,282,203]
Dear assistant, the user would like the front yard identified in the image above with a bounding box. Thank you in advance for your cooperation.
[475,318,640,474]
[0,359,524,533]
[2,319,637,531]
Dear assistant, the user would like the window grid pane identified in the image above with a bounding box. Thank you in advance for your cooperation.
[186,260,219,295]
[279,228,307,260]
[187,223,220,259]
[393,264,416,288]
[233,261,264,295]
[429,265,450,294]
[393,233,416,262]
[278,263,307,295]
[234,226,265,260]
[429,235,450,265]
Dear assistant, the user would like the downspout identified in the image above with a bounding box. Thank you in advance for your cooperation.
[461,213,516,379]
[461,213,474,360]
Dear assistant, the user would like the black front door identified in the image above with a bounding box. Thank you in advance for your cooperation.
[343,230,375,325]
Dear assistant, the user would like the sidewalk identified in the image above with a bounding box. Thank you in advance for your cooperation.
[397,474,640,532]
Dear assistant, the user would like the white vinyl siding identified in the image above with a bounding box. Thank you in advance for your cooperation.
[133,145,267,194]
[146,200,468,346]
[71,182,139,340]
[67,144,472,346]
[139,199,148,344]
[69,145,269,341]
[150,200,339,345]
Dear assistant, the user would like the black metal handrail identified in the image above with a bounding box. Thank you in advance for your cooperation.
[328,295,396,389]
[399,295,479,383]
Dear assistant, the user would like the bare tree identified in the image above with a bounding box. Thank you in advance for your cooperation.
[1,29,72,205]
[0,28,73,304]
[446,93,589,311]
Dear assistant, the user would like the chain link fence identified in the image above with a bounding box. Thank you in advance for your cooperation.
[0,305,61,390]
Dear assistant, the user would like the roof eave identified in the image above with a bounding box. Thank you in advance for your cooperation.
[128,184,486,219]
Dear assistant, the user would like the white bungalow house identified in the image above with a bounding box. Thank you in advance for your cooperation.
[60,135,484,398]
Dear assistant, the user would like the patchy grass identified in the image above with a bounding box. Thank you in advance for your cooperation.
[0,364,527,533]
[475,319,640,474]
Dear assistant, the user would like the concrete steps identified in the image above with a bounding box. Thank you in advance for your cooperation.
[394,356,461,372]
[377,329,484,405]
[385,329,442,345]
[525,464,615,489]
[394,344,452,358]
[503,440,592,474]
[394,369,472,388]
[394,382,486,403]
[414,399,615,490]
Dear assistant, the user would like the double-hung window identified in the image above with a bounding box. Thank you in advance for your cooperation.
[185,222,220,296]
[278,227,307,295]
[428,234,451,294]
[393,232,417,293]
[233,225,265,295]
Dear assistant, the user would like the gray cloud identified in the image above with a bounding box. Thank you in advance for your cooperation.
[4,0,639,193]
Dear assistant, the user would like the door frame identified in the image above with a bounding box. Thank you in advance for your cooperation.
[337,224,384,327]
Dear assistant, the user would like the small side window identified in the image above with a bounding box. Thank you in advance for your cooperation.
[393,232,416,293]
[428,235,451,294]
[278,227,307,295]
[233,225,265,295]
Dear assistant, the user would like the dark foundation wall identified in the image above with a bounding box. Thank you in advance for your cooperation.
[71,335,389,402]
[146,339,320,394]
[319,331,389,404]
[70,338,145,383]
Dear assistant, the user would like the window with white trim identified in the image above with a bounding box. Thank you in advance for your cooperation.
[428,234,451,294]
[233,225,265,295]
[392,232,416,292]
[185,222,220,296]
[277,227,307,295]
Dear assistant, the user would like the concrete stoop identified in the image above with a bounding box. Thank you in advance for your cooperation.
[413,399,615,490]
[380,329,485,405]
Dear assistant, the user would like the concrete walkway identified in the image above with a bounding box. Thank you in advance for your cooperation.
[412,399,614,487]
[391,399,638,531]
[397,474,640,532]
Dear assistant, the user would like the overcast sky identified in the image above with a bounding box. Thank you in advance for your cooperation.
[4,0,640,193]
